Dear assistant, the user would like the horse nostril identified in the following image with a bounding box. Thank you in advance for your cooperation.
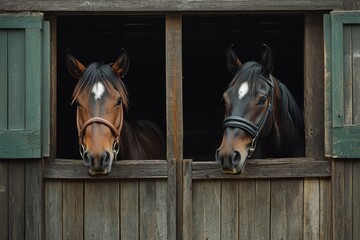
[215,149,222,164]
[101,151,111,167]
[231,151,241,166]
[83,152,92,167]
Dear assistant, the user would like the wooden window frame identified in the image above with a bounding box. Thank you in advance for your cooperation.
[44,12,330,180]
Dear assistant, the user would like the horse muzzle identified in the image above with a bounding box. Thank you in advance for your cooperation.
[215,148,248,174]
[82,150,114,176]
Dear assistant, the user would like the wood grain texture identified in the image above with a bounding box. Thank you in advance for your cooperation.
[45,180,63,240]
[304,13,325,158]
[8,161,25,240]
[271,179,304,240]
[0,161,8,240]
[166,13,183,240]
[62,180,84,240]
[120,180,139,240]
[0,0,343,11]
[221,180,239,239]
[192,158,331,179]
[45,159,168,179]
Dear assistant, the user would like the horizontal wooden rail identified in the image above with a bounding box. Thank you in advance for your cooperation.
[45,157,331,179]
[45,159,168,179]
[191,157,331,179]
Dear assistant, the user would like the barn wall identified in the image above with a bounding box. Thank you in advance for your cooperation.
[44,179,168,240]
[0,160,43,240]
[190,178,332,240]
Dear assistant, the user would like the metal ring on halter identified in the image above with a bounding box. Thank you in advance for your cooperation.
[79,144,86,158]
[112,141,120,161]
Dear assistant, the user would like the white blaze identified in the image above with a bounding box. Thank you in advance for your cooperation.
[91,82,105,101]
[238,82,249,100]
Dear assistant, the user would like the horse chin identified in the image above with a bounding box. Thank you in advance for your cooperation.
[87,163,113,177]
[220,150,248,175]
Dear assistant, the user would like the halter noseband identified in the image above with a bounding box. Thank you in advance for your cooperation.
[222,74,274,157]
[77,116,122,160]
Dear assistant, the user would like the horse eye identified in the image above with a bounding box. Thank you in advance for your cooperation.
[116,97,122,106]
[258,96,267,106]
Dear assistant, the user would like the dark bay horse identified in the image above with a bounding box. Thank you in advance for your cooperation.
[215,44,304,174]
[66,49,165,176]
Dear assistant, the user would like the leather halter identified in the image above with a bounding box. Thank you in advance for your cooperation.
[222,74,274,157]
[77,109,123,160]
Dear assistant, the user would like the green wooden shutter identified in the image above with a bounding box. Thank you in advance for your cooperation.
[324,11,360,158]
[0,14,50,158]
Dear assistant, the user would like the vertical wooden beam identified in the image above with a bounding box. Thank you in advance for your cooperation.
[166,13,183,240]
[304,13,324,158]
[303,13,326,240]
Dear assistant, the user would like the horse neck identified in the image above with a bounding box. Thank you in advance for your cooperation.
[256,79,304,158]
[118,120,158,160]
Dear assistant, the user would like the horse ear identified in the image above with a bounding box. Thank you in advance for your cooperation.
[112,48,129,78]
[66,53,86,80]
[226,44,243,75]
[260,44,274,76]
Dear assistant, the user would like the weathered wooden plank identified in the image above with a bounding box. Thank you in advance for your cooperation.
[42,21,50,157]
[167,159,177,240]
[332,160,345,240]
[192,158,331,179]
[45,159,168,179]
[45,180,63,240]
[255,179,270,240]
[0,30,7,129]
[0,14,43,28]
[120,180,139,240]
[84,180,120,240]
[221,180,238,240]
[25,28,42,132]
[156,180,167,240]
[353,161,360,238]
[271,179,304,240]
[25,159,43,240]
[203,181,221,239]
[192,180,205,240]
[344,160,353,240]
[0,130,41,158]
[303,178,320,240]
[343,25,353,125]
[182,159,192,240]
[139,180,157,239]
[8,30,25,129]
[0,0,343,12]
[239,180,255,239]
[304,13,325,158]
[324,14,333,158]
[8,161,25,240]
[62,180,84,240]
[193,180,221,239]
[166,13,183,240]
[319,179,332,240]
[352,25,360,124]
[0,161,8,240]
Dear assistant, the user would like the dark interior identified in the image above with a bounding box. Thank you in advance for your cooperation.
[57,16,166,159]
[56,14,304,160]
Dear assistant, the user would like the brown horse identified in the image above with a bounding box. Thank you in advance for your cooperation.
[66,49,165,176]
[215,44,304,174]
